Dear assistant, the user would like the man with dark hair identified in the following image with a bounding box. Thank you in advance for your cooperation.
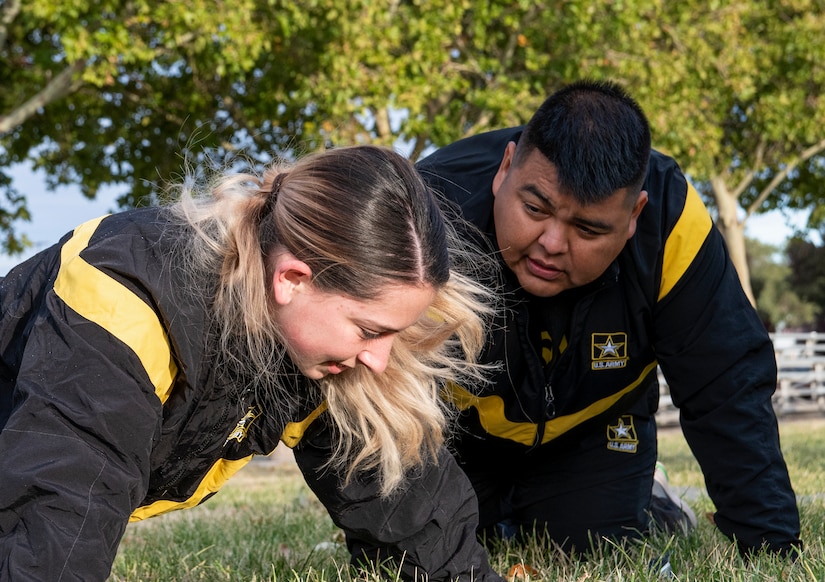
[417,79,802,556]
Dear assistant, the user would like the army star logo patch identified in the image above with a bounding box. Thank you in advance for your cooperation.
[607,415,638,453]
[226,406,261,444]
[591,332,628,370]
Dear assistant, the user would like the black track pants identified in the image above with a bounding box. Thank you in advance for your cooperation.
[459,414,658,552]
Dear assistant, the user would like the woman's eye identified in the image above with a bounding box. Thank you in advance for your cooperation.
[360,328,382,340]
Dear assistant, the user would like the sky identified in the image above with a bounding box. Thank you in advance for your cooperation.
[0,164,125,275]
[0,162,814,276]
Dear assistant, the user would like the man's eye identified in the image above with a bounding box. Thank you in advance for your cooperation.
[523,203,541,214]
[577,224,600,236]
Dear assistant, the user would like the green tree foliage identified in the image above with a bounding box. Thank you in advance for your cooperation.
[2,0,620,256]
[2,0,824,301]
[747,237,819,331]
[786,234,825,330]
[545,0,825,305]
[2,1,370,184]
[0,0,573,254]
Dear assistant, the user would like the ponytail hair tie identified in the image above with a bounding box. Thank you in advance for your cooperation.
[265,172,288,215]
[271,173,288,197]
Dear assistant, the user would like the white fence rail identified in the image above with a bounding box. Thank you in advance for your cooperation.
[657,333,825,426]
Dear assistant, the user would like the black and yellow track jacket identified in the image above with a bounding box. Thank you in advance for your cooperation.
[416,127,802,555]
[0,208,500,582]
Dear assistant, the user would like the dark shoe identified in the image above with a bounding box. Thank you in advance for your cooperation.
[651,461,697,534]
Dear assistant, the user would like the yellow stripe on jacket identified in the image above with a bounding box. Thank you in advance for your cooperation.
[446,361,659,446]
[129,456,253,521]
[51,216,246,522]
[53,215,178,403]
[658,183,713,301]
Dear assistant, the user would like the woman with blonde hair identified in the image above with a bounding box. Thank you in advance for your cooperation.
[0,145,503,581]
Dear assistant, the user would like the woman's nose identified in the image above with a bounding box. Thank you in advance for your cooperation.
[356,336,394,374]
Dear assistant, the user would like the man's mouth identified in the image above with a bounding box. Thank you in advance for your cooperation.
[526,257,564,280]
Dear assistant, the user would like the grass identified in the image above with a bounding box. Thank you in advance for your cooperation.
[109,419,825,581]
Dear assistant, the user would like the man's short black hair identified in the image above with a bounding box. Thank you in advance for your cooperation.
[516,79,651,205]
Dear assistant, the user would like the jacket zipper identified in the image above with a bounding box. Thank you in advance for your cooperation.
[530,270,619,448]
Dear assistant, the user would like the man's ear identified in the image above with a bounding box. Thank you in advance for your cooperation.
[626,190,649,239]
[272,255,313,306]
[491,141,517,197]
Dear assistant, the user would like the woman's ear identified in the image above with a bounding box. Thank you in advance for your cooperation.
[272,254,313,306]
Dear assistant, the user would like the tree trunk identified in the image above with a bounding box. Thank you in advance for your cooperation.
[711,176,756,306]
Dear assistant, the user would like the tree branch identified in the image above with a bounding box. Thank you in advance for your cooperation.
[218,93,271,154]
[501,5,539,69]
[0,60,85,134]
[745,136,825,219]
[730,139,764,199]
[660,23,687,53]
[408,135,428,163]
[373,106,391,139]
[0,0,21,52]
[463,110,492,139]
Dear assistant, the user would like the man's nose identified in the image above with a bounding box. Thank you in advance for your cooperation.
[537,219,568,254]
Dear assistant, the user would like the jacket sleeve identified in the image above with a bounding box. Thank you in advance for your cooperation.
[650,176,801,556]
[0,293,161,581]
[293,422,504,582]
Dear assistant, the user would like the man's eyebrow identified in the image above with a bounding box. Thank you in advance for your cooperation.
[523,184,553,207]
[576,216,614,232]
[522,184,613,232]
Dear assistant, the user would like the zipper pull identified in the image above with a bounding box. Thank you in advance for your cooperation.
[545,381,556,418]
